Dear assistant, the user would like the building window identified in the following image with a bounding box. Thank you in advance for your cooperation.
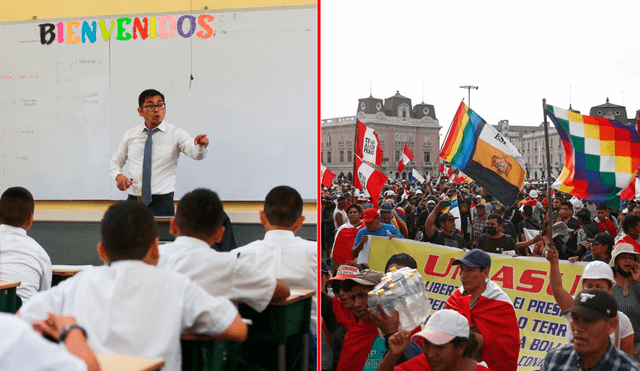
[402,133,407,142]
[347,132,352,146]
[327,134,331,146]
[395,133,400,144]
[395,151,400,162]
[340,151,344,163]
[339,132,344,145]
[328,152,332,163]
[321,152,323,162]
[409,133,413,144]
[347,151,352,162]
[424,152,430,162]
[424,133,430,146]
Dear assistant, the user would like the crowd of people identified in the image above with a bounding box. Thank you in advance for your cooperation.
[321,175,640,371]
[0,184,317,370]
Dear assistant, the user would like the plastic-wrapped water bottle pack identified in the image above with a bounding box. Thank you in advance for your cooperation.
[367,267,431,331]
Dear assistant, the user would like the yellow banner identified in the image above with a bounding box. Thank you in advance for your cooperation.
[368,237,586,371]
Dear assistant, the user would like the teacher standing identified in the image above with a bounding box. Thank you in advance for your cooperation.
[109,89,209,216]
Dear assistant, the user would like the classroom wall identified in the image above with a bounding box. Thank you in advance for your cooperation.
[1,0,316,22]
[2,0,319,263]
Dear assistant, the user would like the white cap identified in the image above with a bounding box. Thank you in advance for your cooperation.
[610,243,640,267]
[411,309,469,345]
[529,190,538,198]
[580,261,614,286]
[416,190,423,195]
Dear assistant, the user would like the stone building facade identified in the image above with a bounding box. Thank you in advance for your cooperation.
[321,91,441,181]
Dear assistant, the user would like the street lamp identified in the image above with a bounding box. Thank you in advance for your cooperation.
[460,85,478,108]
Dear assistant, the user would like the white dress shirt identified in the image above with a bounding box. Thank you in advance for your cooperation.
[0,312,86,371]
[0,224,52,302]
[109,121,207,196]
[157,236,277,312]
[234,230,317,335]
[19,260,237,371]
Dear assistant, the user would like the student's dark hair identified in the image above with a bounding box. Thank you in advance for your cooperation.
[623,214,640,234]
[138,89,165,107]
[576,208,592,224]
[346,203,363,214]
[487,213,503,225]
[522,204,533,217]
[0,187,34,227]
[264,185,303,227]
[101,201,157,261]
[561,201,573,212]
[176,188,224,239]
[596,203,609,211]
[384,253,418,273]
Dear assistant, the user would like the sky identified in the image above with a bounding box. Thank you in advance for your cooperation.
[321,0,640,138]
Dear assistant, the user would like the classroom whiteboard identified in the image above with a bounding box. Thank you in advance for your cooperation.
[0,6,317,201]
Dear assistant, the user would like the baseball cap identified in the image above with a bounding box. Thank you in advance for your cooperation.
[566,288,617,320]
[439,212,458,223]
[453,249,491,269]
[411,309,469,345]
[380,202,394,212]
[328,265,360,282]
[426,200,436,205]
[587,232,614,249]
[357,194,369,202]
[343,269,384,287]
[362,208,380,223]
[492,204,504,213]
[529,190,538,198]
[416,190,423,195]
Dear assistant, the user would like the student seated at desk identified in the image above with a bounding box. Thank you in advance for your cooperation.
[234,185,317,334]
[18,201,247,371]
[1,312,99,371]
[157,188,290,312]
[0,186,52,303]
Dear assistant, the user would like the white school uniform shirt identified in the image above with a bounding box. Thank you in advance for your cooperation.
[0,312,86,371]
[234,230,317,335]
[157,236,277,312]
[108,121,207,196]
[0,224,52,302]
[19,260,237,371]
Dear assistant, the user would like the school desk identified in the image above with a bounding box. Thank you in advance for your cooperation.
[0,281,21,313]
[96,353,164,371]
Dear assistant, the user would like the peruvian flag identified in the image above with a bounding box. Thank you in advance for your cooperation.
[397,145,414,172]
[355,121,383,167]
[321,164,336,188]
[621,176,640,200]
[354,156,388,205]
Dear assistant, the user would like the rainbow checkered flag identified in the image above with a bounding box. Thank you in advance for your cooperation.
[546,104,640,205]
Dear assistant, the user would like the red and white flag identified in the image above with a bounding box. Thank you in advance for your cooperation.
[354,156,388,205]
[397,144,414,172]
[321,164,336,188]
[621,176,640,200]
[355,120,383,167]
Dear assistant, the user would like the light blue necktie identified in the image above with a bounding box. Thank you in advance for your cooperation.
[141,128,159,206]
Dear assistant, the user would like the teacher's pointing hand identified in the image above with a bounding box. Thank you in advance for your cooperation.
[194,134,209,148]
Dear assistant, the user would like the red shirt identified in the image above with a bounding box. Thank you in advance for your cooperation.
[597,218,617,237]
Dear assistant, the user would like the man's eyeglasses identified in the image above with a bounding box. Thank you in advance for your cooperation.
[141,103,166,111]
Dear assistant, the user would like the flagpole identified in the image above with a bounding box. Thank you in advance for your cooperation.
[542,98,553,225]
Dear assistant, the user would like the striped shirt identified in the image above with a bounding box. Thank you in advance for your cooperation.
[541,342,640,370]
